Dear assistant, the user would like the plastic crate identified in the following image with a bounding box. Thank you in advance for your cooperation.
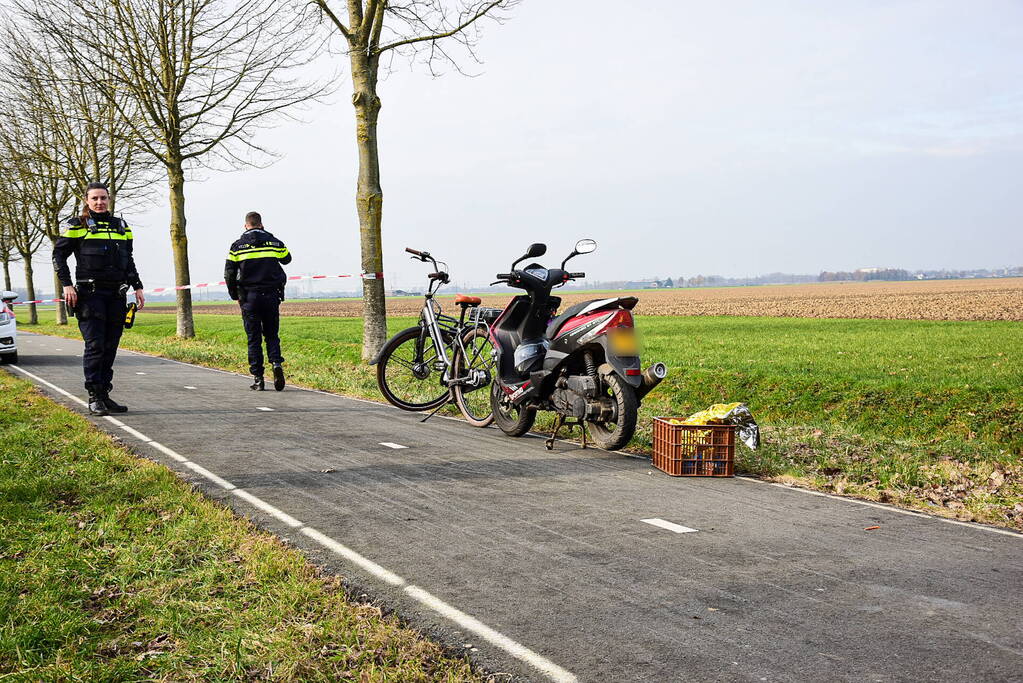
[652,417,735,477]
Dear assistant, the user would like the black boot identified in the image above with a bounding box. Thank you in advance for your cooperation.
[101,394,128,413]
[88,390,109,416]
[250,375,265,391]
[271,363,285,392]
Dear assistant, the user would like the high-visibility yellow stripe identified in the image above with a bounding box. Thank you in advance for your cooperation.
[227,247,289,262]
[83,231,130,241]
[62,228,88,238]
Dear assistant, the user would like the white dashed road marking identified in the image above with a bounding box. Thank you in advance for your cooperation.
[136,372,146,375]
[257,406,274,412]
[641,518,699,534]
[184,385,197,390]
[379,442,408,449]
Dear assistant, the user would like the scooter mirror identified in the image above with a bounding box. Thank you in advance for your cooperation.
[526,243,547,258]
[575,239,596,254]
[1,290,17,303]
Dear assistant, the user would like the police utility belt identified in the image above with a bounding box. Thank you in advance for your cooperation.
[77,279,129,295]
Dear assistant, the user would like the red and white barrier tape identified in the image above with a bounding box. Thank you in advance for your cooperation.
[9,272,385,305]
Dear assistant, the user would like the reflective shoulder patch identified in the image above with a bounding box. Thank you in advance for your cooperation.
[60,219,86,237]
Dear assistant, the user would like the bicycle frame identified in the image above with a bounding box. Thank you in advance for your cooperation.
[406,248,493,389]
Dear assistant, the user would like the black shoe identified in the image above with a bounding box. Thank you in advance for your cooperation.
[271,363,285,392]
[88,393,109,416]
[250,375,265,391]
[101,394,128,413]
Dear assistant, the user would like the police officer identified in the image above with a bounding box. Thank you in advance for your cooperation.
[224,211,291,391]
[52,182,145,416]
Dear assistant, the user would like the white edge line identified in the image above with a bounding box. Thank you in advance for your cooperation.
[404,585,578,683]
[15,331,1021,541]
[8,351,578,683]
[149,440,187,462]
[737,476,1023,538]
[233,489,303,528]
[8,365,87,407]
[641,518,698,534]
[300,527,406,586]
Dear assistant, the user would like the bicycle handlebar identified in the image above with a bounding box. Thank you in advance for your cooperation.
[405,247,424,257]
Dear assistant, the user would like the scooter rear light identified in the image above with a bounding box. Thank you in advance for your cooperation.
[597,309,633,334]
[626,368,641,376]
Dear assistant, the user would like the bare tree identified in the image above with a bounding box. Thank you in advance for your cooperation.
[0,163,46,324]
[0,223,20,291]
[20,0,328,338]
[311,0,516,360]
[0,14,157,324]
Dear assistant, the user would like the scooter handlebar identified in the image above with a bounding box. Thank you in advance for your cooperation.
[568,272,585,279]
[405,247,424,256]
[495,273,513,280]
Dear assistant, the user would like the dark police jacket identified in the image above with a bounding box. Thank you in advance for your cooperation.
[52,213,144,290]
[224,228,292,300]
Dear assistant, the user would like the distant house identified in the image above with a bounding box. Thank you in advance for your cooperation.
[622,280,660,290]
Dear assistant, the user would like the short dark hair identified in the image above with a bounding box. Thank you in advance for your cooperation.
[245,211,262,227]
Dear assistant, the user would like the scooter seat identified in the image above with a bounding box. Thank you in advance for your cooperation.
[455,294,482,306]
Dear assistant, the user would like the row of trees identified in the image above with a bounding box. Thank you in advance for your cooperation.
[0,0,513,359]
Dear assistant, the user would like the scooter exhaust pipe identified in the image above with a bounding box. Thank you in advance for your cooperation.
[635,362,668,401]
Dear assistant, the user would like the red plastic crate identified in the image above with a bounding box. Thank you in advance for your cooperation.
[652,417,735,477]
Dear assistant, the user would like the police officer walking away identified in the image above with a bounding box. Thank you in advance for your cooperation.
[224,212,291,391]
[53,182,145,415]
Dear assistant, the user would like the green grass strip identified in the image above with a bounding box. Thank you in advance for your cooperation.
[0,370,481,681]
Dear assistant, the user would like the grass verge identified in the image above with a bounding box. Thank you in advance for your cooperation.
[22,314,1023,530]
[0,370,481,681]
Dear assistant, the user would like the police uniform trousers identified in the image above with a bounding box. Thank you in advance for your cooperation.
[76,288,126,392]
[240,289,283,376]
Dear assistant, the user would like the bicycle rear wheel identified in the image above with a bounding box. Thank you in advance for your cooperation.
[376,326,449,411]
[452,325,496,427]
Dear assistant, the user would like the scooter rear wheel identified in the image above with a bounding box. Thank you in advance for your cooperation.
[490,382,536,436]
[587,373,638,451]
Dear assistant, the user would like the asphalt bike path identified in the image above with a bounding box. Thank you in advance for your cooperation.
[8,332,1022,682]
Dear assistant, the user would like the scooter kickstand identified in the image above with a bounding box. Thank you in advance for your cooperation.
[545,414,565,450]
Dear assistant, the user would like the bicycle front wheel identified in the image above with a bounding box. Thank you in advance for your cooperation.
[452,325,496,427]
[376,326,449,411]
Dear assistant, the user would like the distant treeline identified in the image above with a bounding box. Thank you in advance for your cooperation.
[584,266,1023,290]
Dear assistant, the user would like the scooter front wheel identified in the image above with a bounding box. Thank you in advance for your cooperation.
[490,382,536,436]
[587,373,638,450]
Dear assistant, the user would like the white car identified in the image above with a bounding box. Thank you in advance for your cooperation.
[0,290,18,364]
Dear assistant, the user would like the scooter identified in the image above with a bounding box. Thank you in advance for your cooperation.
[488,240,667,450]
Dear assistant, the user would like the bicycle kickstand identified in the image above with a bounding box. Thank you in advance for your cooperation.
[420,391,454,423]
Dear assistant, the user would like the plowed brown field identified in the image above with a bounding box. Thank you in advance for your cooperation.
[161,278,1023,320]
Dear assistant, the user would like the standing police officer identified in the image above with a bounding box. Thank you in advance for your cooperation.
[53,182,145,415]
[224,212,291,391]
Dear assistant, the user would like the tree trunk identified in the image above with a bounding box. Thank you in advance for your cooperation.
[21,255,37,325]
[350,54,387,361]
[2,258,10,291]
[48,236,67,325]
[167,162,194,338]
[53,270,67,324]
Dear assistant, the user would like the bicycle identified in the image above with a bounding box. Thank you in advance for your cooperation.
[371,247,500,427]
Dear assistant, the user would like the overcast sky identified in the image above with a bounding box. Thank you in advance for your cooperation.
[17,0,1023,293]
